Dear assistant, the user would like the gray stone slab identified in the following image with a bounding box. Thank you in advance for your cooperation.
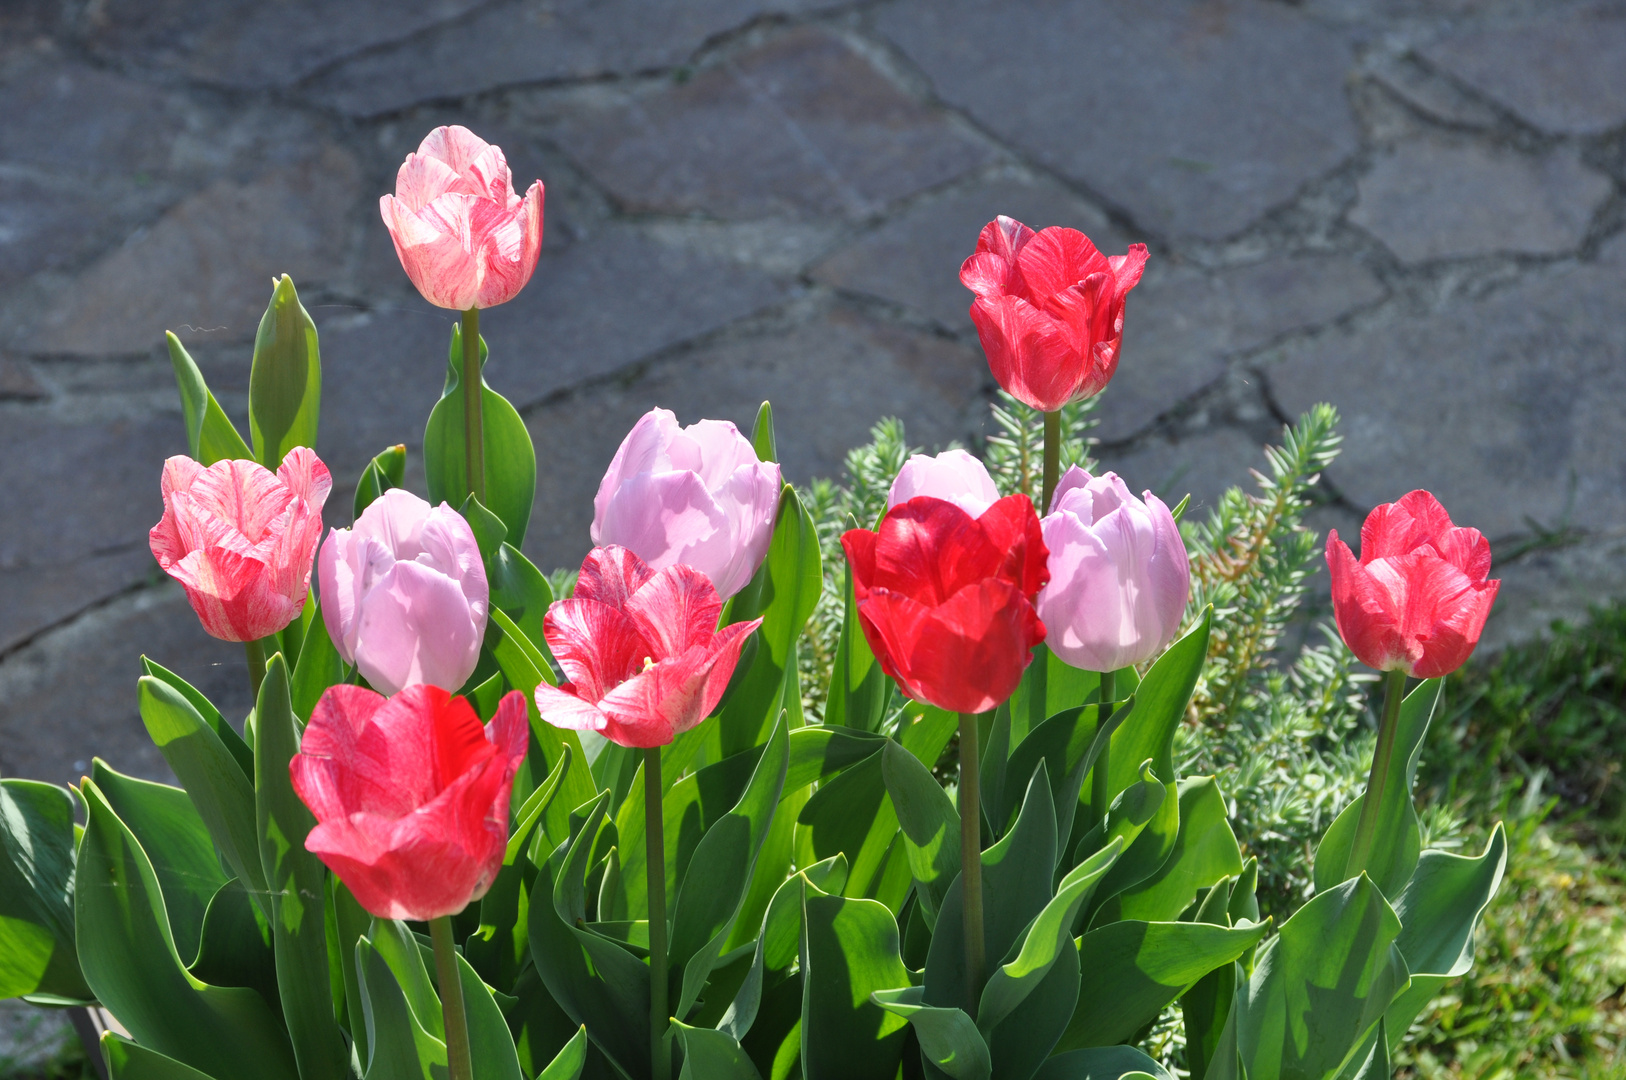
[33,145,363,355]
[1481,531,1626,651]
[1267,235,1626,542]
[811,173,1130,330]
[304,0,844,117]
[546,27,991,221]
[1102,254,1385,441]
[1423,6,1626,135]
[0,999,73,1074]
[520,303,988,572]
[1094,426,1267,522]
[877,0,1359,241]
[1349,139,1610,263]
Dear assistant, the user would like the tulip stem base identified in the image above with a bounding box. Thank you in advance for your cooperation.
[645,746,670,1080]
[1041,410,1061,513]
[1093,669,1116,826]
[1347,668,1408,878]
[429,916,474,1080]
[958,712,985,1016]
[244,637,267,703]
[460,306,485,504]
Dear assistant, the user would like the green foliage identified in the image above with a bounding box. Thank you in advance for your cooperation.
[981,389,1099,508]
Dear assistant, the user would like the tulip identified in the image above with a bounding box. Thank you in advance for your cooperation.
[592,408,782,601]
[379,125,545,312]
[534,546,762,748]
[842,494,1048,715]
[1036,467,1190,673]
[317,489,489,697]
[960,216,1148,414]
[148,448,331,642]
[290,684,528,921]
[1326,489,1499,679]
[887,449,999,517]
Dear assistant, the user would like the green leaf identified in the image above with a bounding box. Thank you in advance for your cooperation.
[140,658,255,780]
[103,1033,224,1080]
[1059,919,1270,1051]
[353,444,406,520]
[872,986,991,1080]
[138,676,268,918]
[188,877,275,1005]
[1114,777,1243,923]
[424,325,537,547]
[796,750,900,902]
[76,779,297,1080]
[674,1020,764,1080]
[718,857,848,1043]
[256,653,348,1080]
[356,937,442,1080]
[799,886,911,1080]
[823,560,889,733]
[980,706,1012,841]
[1181,959,1237,1080]
[1082,762,1176,924]
[1032,1045,1173,1080]
[0,779,89,1001]
[881,738,961,925]
[786,727,885,790]
[900,704,959,771]
[1096,610,1209,814]
[751,400,778,463]
[165,331,252,465]
[456,949,525,1080]
[1009,645,1099,747]
[248,275,320,471]
[487,540,556,666]
[1004,695,1133,850]
[535,1025,589,1080]
[1235,875,1408,1080]
[285,606,345,725]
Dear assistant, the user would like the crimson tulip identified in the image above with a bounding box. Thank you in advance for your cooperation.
[1326,490,1500,679]
[842,495,1048,715]
[290,684,529,921]
[960,216,1148,412]
[534,546,761,748]
[148,448,331,642]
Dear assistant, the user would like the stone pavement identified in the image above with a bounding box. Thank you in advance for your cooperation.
[2,0,1624,793]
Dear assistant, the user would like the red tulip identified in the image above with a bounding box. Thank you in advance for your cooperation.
[960,217,1148,412]
[148,448,331,642]
[290,685,529,921]
[1326,490,1500,679]
[842,495,1048,714]
[534,546,761,748]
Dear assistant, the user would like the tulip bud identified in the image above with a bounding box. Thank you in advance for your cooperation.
[887,449,999,517]
[318,489,489,696]
[1035,467,1189,673]
[592,408,781,601]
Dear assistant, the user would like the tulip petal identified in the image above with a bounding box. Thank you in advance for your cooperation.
[974,493,1050,598]
[887,450,1000,517]
[970,295,1080,413]
[1108,244,1150,295]
[596,617,761,746]
[543,598,651,703]
[624,564,724,660]
[1016,226,1111,300]
[872,497,995,605]
[960,251,1019,300]
[976,215,1037,261]
[592,410,681,544]
[842,529,879,599]
[535,682,613,732]
[1360,490,1455,561]
[859,581,1041,714]
[574,545,658,610]
[289,684,390,822]
[276,446,333,509]
[1326,531,1408,672]
[352,560,485,696]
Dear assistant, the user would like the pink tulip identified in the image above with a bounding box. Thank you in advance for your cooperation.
[291,684,528,921]
[149,448,331,642]
[318,489,489,696]
[886,449,1000,518]
[379,125,545,311]
[592,408,781,601]
[534,547,761,748]
[1035,467,1189,672]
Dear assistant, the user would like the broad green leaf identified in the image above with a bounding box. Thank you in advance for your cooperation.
[750,400,777,463]
[719,857,849,1042]
[1115,777,1243,923]
[248,274,320,471]
[138,676,267,917]
[103,1034,223,1080]
[140,658,255,781]
[456,949,525,1080]
[509,966,584,1079]
[1181,960,1238,1080]
[1059,919,1270,1051]
[786,727,885,790]
[289,604,345,722]
[674,1020,764,1080]
[900,704,959,771]
[536,1025,589,1080]
[1235,875,1408,1080]
[799,886,911,1080]
[980,706,1012,841]
[0,779,89,1001]
[165,331,252,465]
[356,937,442,1080]
[1095,609,1210,815]
[1337,1022,1389,1080]
[872,986,991,1080]
[823,559,889,733]
[1004,695,1133,851]
[1032,1045,1173,1080]
[1313,679,1442,898]
[724,770,804,954]
[353,444,406,520]
[488,541,556,666]
[371,918,444,1041]
[796,750,899,902]
[986,941,1081,1080]
[882,738,961,925]
[76,779,297,1080]
[256,653,348,1080]
[1009,645,1099,747]
[329,881,372,1066]
[1082,762,1176,924]
[188,877,275,1006]
[425,325,537,547]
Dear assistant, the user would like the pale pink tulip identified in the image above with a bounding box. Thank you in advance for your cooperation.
[149,448,331,642]
[1036,467,1189,672]
[379,125,544,311]
[591,409,781,601]
[887,449,1000,518]
[318,489,489,696]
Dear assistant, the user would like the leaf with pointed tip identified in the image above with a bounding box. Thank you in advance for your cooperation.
[881,738,960,925]
[356,937,442,1080]
[1115,777,1243,923]
[1010,644,1100,747]
[799,886,911,1080]
[248,275,320,471]
[536,1025,589,1080]
[1095,609,1210,816]
[166,332,252,465]
[0,779,89,1001]
[872,986,991,1080]
[674,1020,764,1080]
[139,659,254,780]
[796,749,900,902]
[102,1033,223,1080]
[1032,1045,1173,1080]
[287,606,345,723]
[456,949,525,1080]
[353,444,407,519]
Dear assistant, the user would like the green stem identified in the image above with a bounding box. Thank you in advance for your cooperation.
[429,916,473,1080]
[1346,668,1408,878]
[460,307,485,503]
[1041,410,1061,513]
[244,637,267,703]
[958,712,985,1015]
[645,747,670,1080]
[1092,670,1116,825]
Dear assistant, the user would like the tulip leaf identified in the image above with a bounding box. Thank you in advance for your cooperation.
[284,606,345,726]
[786,726,885,790]
[356,937,442,1080]
[256,653,349,1080]
[1313,678,1442,898]
[986,943,1082,1080]
[0,779,90,1002]
[140,658,255,781]
[490,607,555,689]
[371,918,445,1041]
[881,738,960,925]
[1181,959,1238,1080]
[76,778,298,1080]
[823,559,890,733]
[1234,875,1407,1080]
[1010,644,1099,747]
[872,986,991,1080]
[1114,777,1243,923]
[719,855,848,1041]
[1031,1045,1173,1080]
[487,540,556,668]
[353,444,406,520]
[796,749,901,903]
[455,949,526,1080]
[1003,694,1132,851]
[674,1019,763,1080]
[672,714,790,1019]
[535,1024,589,1080]
[138,676,268,919]
[166,331,252,466]
[799,885,912,1080]
[1096,609,1210,817]
[980,706,1013,841]
[1079,762,1174,926]
[425,326,537,547]
[248,275,320,472]
[1057,918,1269,1051]
[102,1033,224,1080]
[188,876,275,1004]
[900,704,959,770]
[328,881,373,1065]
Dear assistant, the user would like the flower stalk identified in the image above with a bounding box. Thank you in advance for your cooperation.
[460,307,484,504]
[244,637,267,702]
[1346,668,1408,877]
[1092,669,1116,825]
[429,915,474,1080]
[1041,409,1061,514]
[644,746,670,1080]
[958,711,985,1015]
